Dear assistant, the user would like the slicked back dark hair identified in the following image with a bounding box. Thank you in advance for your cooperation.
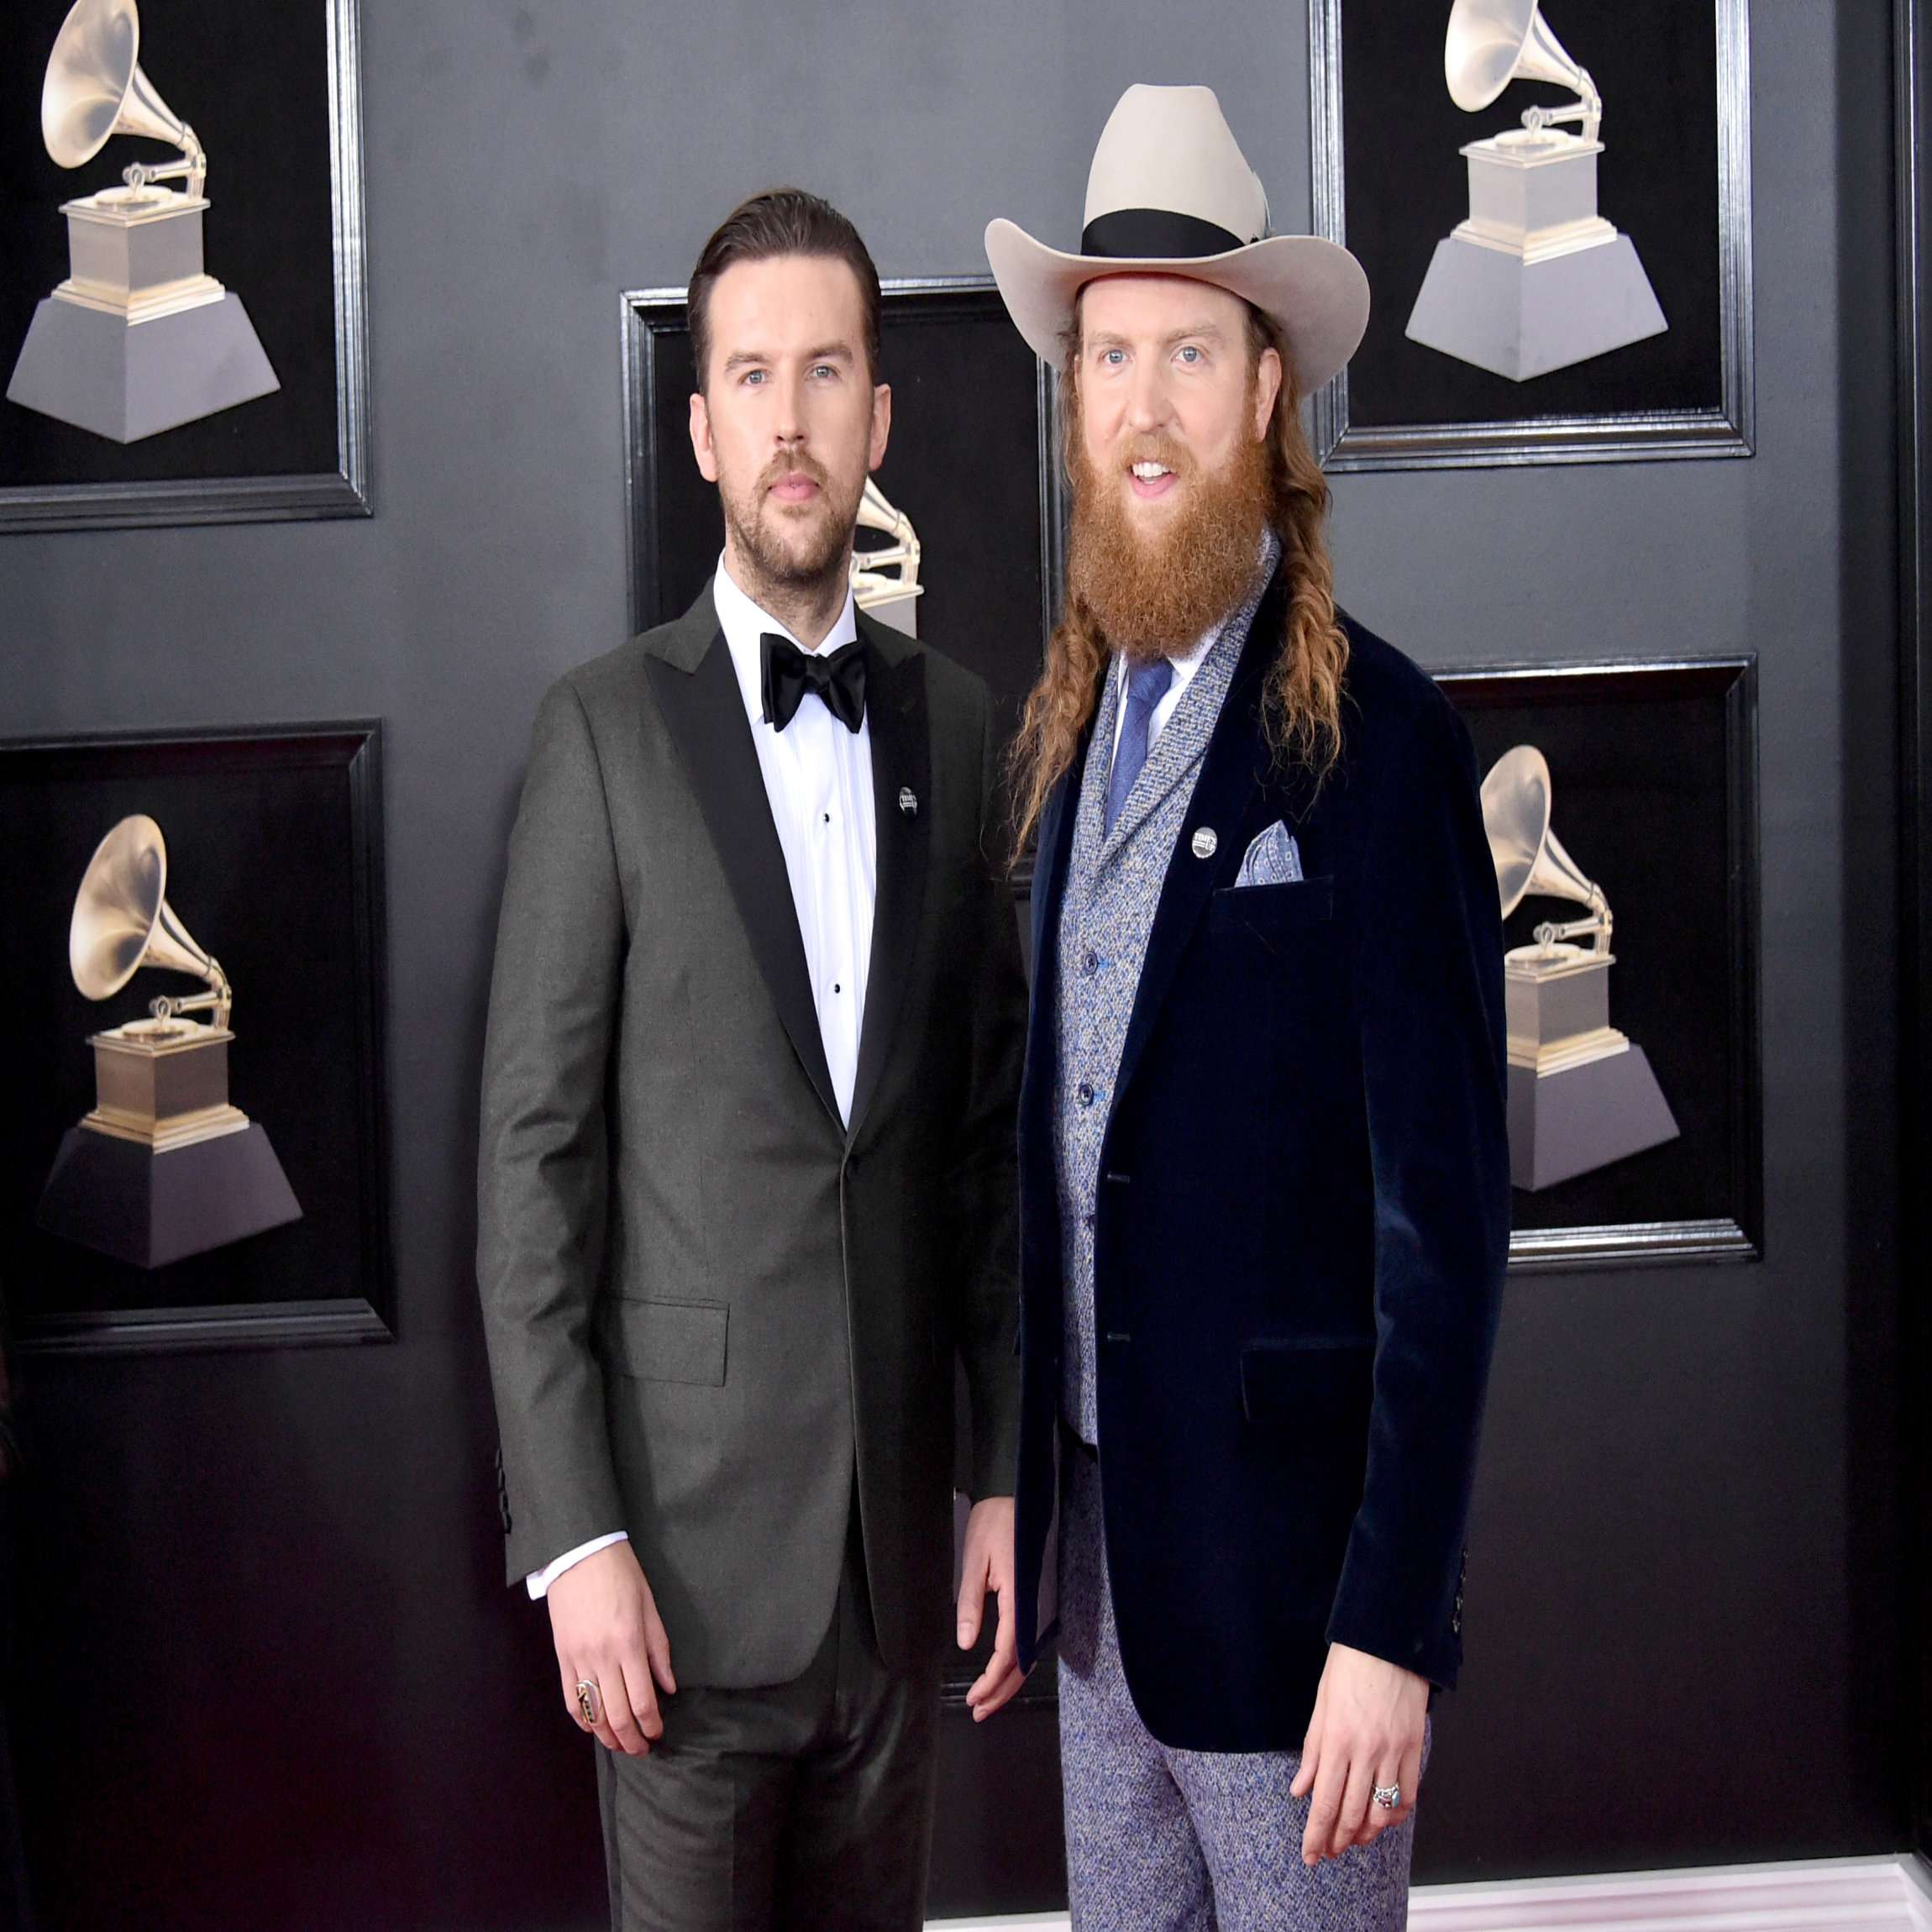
[687,189,884,391]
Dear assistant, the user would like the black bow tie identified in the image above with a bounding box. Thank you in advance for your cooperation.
[760,633,869,732]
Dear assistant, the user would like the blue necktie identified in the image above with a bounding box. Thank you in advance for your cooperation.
[1105,659,1173,836]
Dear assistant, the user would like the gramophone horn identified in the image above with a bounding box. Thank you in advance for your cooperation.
[1481,744,1551,916]
[1480,744,1611,949]
[1445,0,1592,114]
[41,0,197,172]
[68,815,224,1005]
[1521,822,1602,917]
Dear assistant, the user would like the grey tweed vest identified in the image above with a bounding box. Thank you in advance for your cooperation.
[1054,552,1276,1442]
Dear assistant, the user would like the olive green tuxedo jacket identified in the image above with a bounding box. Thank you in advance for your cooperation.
[477,590,1025,1687]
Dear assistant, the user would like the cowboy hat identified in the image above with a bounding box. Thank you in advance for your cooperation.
[984,84,1370,395]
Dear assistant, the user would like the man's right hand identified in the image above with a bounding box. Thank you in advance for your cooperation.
[546,1541,677,1756]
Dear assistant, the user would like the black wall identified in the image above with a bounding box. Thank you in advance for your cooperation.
[0,0,1912,1923]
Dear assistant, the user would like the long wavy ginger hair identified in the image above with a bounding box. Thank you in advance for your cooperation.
[1007,302,1348,859]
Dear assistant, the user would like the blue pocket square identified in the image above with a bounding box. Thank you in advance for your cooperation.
[1234,822,1304,888]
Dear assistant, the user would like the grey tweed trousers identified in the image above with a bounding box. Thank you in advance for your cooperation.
[1057,1446,1425,1932]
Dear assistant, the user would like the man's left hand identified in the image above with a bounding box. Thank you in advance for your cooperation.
[1289,1643,1428,1865]
[956,1496,1025,1721]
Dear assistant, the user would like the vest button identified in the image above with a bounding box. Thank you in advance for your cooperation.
[1077,1081,1095,1108]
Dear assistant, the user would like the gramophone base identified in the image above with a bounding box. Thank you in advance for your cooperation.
[1405,232,1667,382]
[1508,1042,1679,1191]
[6,289,279,444]
[35,1121,302,1270]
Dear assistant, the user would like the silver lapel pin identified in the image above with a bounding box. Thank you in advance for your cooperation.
[898,787,918,817]
[1191,827,1218,859]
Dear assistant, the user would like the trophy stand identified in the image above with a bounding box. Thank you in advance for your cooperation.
[1404,0,1667,382]
[38,1016,302,1270]
[1482,743,1680,1190]
[7,186,278,444]
[1504,942,1678,1192]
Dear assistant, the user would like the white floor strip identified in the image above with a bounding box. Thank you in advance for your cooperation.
[928,1853,1932,1932]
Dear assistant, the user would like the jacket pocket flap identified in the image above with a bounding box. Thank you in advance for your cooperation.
[1240,1336,1373,1425]
[616,1298,728,1386]
[1209,875,1335,937]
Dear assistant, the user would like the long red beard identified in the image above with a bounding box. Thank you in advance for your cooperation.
[1063,427,1273,661]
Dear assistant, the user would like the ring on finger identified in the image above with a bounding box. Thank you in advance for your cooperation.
[1373,1782,1400,1810]
[575,1677,602,1727]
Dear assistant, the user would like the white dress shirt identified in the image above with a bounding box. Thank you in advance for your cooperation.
[527,554,879,1601]
[711,554,877,1121]
[1105,622,1220,771]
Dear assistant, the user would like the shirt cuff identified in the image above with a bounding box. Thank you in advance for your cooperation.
[525,1530,629,1600]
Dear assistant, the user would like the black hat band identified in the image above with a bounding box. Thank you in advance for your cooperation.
[1081,207,1249,260]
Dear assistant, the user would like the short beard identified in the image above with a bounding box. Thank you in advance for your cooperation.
[720,446,864,604]
[1063,412,1273,663]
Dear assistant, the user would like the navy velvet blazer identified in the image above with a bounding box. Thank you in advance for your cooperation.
[1012,566,1511,1753]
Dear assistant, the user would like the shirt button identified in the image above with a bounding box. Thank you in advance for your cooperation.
[1082,950,1100,975]
[1077,1082,1095,1108]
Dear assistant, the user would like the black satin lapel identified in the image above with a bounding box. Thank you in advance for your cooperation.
[646,639,840,1124]
[847,648,931,1139]
[1110,570,1288,1113]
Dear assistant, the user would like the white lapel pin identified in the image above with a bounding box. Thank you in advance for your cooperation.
[899,787,918,817]
[1191,827,1218,859]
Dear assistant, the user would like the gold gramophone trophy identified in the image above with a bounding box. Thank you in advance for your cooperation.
[1404,0,1667,381]
[1481,746,1677,1190]
[848,477,924,637]
[35,815,301,1269]
[5,0,279,444]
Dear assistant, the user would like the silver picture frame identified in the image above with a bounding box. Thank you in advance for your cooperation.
[1307,0,1755,470]
[0,0,371,533]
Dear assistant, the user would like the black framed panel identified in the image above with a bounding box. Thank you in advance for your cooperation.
[1438,659,1761,1271]
[0,0,370,530]
[1309,0,1753,469]
[0,724,392,1351]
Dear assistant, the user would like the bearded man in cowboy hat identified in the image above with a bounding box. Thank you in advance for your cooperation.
[986,85,1511,1928]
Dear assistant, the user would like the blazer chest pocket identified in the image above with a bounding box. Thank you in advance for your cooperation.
[1240,1335,1373,1429]
[616,1298,728,1386]
[1208,876,1335,943]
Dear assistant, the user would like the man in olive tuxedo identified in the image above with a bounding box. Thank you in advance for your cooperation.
[477,190,1026,1932]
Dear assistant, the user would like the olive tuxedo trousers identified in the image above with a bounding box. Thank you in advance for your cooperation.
[594,1499,940,1932]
